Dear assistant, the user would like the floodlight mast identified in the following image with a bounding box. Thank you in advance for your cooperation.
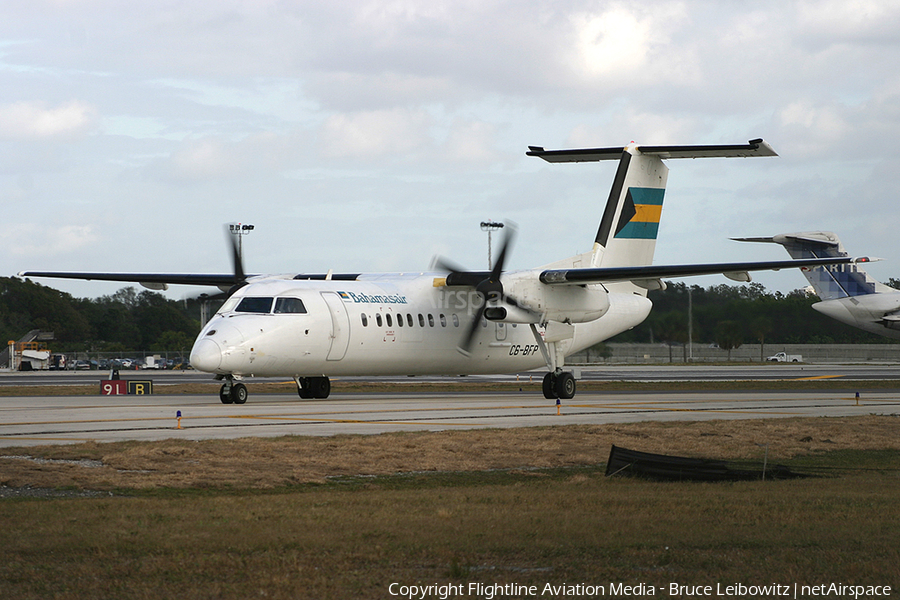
[480,220,504,269]
[229,223,255,264]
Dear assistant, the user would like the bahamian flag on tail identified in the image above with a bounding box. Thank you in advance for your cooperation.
[615,187,665,240]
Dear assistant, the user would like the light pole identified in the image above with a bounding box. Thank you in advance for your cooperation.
[480,220,504,269]
[229,222,254,264]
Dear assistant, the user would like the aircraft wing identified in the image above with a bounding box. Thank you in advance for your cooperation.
[538,257,868,285]
[17,271,247,290]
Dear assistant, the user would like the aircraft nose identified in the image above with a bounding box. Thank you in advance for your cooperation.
[190,338,222,372]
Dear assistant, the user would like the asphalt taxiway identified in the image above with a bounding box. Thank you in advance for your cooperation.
[1,387,898,448]
[0,363,898,386]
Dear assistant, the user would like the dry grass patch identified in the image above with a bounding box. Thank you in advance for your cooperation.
[1,415,898,491]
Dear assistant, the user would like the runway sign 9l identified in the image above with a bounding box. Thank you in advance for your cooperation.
[100,380,153,395]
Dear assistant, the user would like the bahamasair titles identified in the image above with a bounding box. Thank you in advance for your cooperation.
[20,139,868,404]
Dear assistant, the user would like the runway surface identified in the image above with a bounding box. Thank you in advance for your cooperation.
[1,363,897,387]
[2,387,899,448]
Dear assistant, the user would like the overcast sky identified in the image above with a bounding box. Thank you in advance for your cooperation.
[3,1,900,300]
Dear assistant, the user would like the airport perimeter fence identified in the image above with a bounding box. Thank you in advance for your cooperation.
[11,344,900,371]
[568,343,900,365]
[43,349,194,370]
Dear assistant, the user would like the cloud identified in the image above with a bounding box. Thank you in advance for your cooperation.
[0,100,95,141]
[569,3,697,88]
[148,132,297,183]
[5,224,98,257]
[319,108,433,159]
[796,0,900,44]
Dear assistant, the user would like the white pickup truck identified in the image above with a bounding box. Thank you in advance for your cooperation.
[766,352,802,363]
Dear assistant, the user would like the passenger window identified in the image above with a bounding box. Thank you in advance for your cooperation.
[428,314,434,327]
[361,313,368,327]
[274,297,307,314]
[386,314,393,327]
[418,314,425,327]
[406,314,413,327]
[376,314,383,327]
[452,314,459,327]
[236,297,273,313]
[396,313,403,327]
[440,314,446,327]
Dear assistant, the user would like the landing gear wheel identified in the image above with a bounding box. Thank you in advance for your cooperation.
[231,382,248,404]
[542,372,557,399]
[219,383,234,404]
[310,376,331,399]
[554,372,576,400]
[297,377,314,399]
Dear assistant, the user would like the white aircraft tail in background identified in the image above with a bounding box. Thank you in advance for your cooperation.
[734,232,897,339]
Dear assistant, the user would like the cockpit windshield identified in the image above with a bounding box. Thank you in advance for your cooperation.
[274,297,307,313]
[217,296,308,315]
[236,297,273,313]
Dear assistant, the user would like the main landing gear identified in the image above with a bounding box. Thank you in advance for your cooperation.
[529,323,577,400]
[218,376,332,403]
[295,376,331,399]
[219,377,248,404]
[542,370,576,400]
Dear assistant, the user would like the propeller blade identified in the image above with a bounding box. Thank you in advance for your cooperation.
[430,255,465,273]
[227,227,246,284]
[490,221,516,278]
[442,219,518,355]
[457,302,487,356]
[503,292,544,321]
[432,256,490,287]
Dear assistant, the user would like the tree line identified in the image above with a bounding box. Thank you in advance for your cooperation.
[612,281,900,349]
[1,277,208,354]
[3,276,898,355]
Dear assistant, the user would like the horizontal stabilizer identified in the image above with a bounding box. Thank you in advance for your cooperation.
[732,233,839,248]
[526,139,777,163]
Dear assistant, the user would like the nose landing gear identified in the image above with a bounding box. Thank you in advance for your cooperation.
[219,378,248,404]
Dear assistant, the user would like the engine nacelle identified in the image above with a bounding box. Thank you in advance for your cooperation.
[503,273,610,324]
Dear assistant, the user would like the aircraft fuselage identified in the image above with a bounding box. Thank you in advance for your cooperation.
[189,273,651,378]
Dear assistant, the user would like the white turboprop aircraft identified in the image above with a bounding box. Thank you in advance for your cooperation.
[734,231,896,339]
[20,139,867,404]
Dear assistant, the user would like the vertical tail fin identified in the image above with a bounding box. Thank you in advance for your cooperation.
[527,139,777,275]
[592,146,667,269]
[733,232,892,300]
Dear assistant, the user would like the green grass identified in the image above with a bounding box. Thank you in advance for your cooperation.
[2,450,898,599]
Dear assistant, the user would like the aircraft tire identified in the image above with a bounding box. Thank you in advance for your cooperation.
[297,377,315,399]
[232,382,248,404]
[219,384,234,404]
[554,372,576,400]
[542,373,557,399]
[311,376,331,399]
